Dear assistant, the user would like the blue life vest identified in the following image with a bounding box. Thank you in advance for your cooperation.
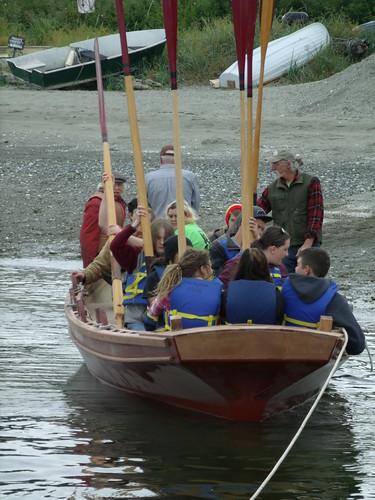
[165,277,222,329]
[144,265,166,330]
[270,265,284,290]
[123,253,147,306]
[217,237,240,261]
[225,280,277,324]
[282,278,338,328]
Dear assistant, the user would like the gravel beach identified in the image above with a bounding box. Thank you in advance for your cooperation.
[1,54,374,304]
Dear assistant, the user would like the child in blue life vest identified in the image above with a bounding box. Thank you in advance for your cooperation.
[282,248,365,355]
[221,248,284,325]
[110,206,174,331]
[143,235,193,331]
[149,248,222,330]
[219,225,290,290]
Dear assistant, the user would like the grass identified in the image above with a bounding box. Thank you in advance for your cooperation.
[1,11,374,89]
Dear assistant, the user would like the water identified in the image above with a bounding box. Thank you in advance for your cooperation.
[0,258,374,499]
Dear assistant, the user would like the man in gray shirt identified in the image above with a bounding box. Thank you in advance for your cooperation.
[145,145,201,218]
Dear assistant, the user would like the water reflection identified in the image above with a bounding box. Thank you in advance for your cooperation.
[63,365,366,499]
[0,258,374,499]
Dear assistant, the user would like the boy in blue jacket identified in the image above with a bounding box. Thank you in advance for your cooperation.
[282,248,365,355]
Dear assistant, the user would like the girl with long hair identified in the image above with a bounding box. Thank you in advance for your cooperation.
[221,248,284,325]
[149,248,222,330]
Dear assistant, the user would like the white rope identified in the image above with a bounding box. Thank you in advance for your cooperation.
[249,328,349,500]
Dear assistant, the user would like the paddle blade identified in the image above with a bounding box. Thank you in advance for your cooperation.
[115,0,131,76]
[94,38,107,143]
[259,0,275,47]
[162,0,178,89]
[231,0,252,91]
[246,0,258,97]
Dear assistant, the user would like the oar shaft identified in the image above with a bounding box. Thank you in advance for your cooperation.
[240,89,250,250]
[253,0,275,197]
[123,74,154,257]
[94,38,124,329]
[163,0,186,258]
[171,90,187,257]
[115,0,153,260]
[246,0,258,218]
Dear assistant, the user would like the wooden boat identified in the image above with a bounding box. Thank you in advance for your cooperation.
[7,29,166,89]
[65,278,346,422]
[219,22,330,89]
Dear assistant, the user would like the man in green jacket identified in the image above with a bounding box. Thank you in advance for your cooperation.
[257,149,324,274]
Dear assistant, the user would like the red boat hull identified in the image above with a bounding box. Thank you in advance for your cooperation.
[66,282,344,422]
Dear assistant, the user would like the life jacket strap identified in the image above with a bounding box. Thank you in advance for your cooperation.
[283,315,319,329]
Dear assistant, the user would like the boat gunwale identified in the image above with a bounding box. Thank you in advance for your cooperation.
[65,288,345,364]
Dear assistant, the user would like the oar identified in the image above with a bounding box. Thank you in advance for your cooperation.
[252,0,275,200]
[246,0,258,219]
[114,0,154,268]
[94,38,124,329]
[162,0,186,258]
[232,0,251,249]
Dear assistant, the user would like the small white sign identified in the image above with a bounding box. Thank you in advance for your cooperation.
[77,0,95,14]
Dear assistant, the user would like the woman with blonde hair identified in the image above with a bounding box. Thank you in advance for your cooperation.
[149,248,222,330]
[167,200,210,250]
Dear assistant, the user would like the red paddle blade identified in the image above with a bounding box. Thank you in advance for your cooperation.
[162,0,178,89]
[115,0,131,77]
[232,0,252,91]
[246,0,258,97]
[94,38,108,143]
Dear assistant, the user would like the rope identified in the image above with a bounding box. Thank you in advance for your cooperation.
[365,341,374,372]
[249,328,349,500]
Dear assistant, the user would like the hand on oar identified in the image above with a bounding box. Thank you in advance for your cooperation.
[102,171,114,185]
[130,205,148,229]
[249,217,261,240]
[70,270,85,283]
[107,224,123,236]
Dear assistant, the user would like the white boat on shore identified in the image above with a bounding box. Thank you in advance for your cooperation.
[219,22,330,89]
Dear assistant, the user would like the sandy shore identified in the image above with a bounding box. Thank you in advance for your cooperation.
[1,55,375,309]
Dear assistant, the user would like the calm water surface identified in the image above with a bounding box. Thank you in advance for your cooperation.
[0,258,374,499]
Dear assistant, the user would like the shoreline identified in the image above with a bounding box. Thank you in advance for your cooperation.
[1,59,375,292]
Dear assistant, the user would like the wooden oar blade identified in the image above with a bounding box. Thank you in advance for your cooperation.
[114,0,154,260]
[231,0,252,90]
[246,0,258,98]
[259,0,275,46]
[162,0,178,89]
[252,0,275,198]
[115,0,131,76]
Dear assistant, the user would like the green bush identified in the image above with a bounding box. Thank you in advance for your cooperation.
[1,1,374,88]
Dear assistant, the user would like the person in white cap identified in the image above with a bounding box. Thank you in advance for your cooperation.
[145,144,201,218]
[257,148,324,274]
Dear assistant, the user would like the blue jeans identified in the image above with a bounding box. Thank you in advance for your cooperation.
[126,322,146,331]
[283,242,321,274]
